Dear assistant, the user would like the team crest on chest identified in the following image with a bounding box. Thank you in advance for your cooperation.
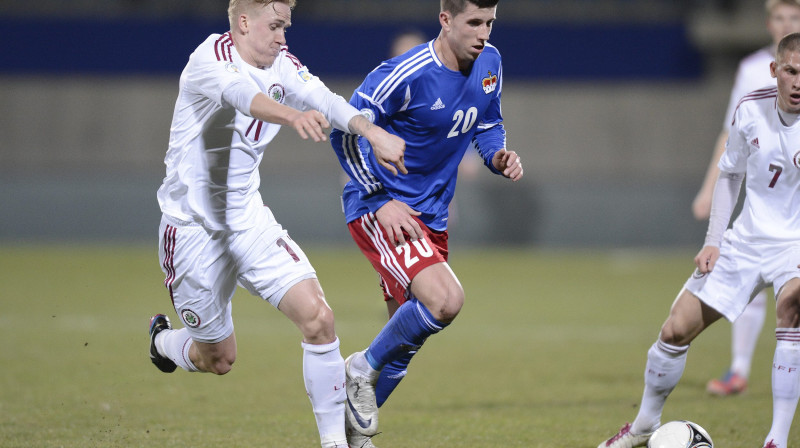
[268,83,285,103]
[481,70,497,94]
[793,150,800,169]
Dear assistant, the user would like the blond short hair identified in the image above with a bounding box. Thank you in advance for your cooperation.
[228,0,296,29]
[777,32,800,61]
[766,0,800,15]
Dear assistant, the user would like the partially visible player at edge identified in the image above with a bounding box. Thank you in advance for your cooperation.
[598,32,800,448]
[695,0,800,397]
[330,0,523,446]
[146,1,406,447]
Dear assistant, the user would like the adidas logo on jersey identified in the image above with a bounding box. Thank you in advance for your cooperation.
[430,98,445,110]
[750,137,759,149]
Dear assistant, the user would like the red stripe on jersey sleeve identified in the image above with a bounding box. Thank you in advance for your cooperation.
[214,33,233,62]
[731,87,777,126]
[282,47,303,69]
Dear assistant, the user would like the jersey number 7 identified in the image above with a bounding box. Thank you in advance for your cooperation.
[768,163,783,188]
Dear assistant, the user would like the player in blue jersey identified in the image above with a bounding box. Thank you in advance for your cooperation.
[329,0,523,446]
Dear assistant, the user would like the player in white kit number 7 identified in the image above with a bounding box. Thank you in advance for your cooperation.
[598,32,800,448]
[696,0,800,397]
[146,1,407,447]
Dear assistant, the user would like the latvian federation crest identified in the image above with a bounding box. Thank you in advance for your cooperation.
[268,83,285,103]
[482,70,497,94]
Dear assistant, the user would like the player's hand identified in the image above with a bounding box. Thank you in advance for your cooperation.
[375,199,422,246]
[492,149,523,181]
[367,129,407,176]
[691,191,712,221]
[289,110,329,142]
[694,245,720,274]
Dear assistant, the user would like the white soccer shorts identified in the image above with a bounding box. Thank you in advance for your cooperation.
[158,208,317,343]
[684,230,800,322]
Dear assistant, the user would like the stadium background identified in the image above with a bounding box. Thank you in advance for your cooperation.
[0,2,791,446]
[0,0,772,248]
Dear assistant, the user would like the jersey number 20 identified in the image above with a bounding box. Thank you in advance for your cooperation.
[448,107,478,138]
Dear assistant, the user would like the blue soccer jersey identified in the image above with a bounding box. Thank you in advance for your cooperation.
[330,40,507,231]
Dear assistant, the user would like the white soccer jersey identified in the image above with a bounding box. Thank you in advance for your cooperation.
[720,87,800,244]
[158,32,357,231]
[723,46,776,131]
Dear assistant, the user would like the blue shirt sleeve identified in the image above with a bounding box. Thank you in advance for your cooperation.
[472,63,506,175]
[330,61,411,217]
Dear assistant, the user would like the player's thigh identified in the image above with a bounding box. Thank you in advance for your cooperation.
[159,215,237,344]
[227,215,318,309]
[277,278,335,343]
[192,332,238,369]
[347,213,447,305]
[684,233,764,322]
[409,261,464,321]
[773,245,800,327]
[660,288,723,346]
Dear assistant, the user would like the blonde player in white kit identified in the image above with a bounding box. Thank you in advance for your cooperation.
[599,32,800,448]
[694,0,800,397]
[146,1,407,447]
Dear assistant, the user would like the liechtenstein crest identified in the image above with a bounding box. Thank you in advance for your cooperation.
[481,70,497,94]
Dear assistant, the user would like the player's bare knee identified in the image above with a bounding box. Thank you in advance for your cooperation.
[776,290,800,328]
[301,302,336,344]
[203,353,236,375]
[659,318,690,347]
[433,284,465,323]
[209,361,234,376]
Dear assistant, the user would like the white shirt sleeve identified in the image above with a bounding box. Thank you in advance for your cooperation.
[301,87,360,132]
[183,43,245,108]
[718,108,750,175]
[722,48,775,131]
[705,104,749,247]
[277,51,359,132]
[704,171,744,247]
[221,79,261,116]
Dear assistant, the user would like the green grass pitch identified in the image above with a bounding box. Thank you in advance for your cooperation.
[0,244,785,447]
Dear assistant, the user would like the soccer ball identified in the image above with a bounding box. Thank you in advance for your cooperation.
[647,420,713,448]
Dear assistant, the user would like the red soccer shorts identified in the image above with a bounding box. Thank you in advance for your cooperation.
[348,213,449,304]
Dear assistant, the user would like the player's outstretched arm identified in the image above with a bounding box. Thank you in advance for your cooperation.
[695,170,743,274]
[250,92,330,142]
[348,114,407,176]
[375,199,423,246]
[491,149,523,181]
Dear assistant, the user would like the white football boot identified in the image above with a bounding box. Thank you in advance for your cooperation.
[598,423,652,448]
[346,415,379,448]
[344,352,379,436]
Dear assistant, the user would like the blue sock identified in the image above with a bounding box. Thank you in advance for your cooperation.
[364,298,446,371]
[376,349,417,408]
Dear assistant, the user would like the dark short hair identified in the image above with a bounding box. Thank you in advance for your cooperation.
[441,0,499,16]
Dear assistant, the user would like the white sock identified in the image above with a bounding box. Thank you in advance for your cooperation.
[765,329,800,448]
[731,290,768,378]
[349,350,380,382]
[302,338,347,448]
[157,327,199,372]
[631,340,688,434]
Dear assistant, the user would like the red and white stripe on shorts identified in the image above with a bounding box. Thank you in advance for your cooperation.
[348,213,448,305]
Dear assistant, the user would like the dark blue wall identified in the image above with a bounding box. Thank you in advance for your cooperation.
[1,17,702,80]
